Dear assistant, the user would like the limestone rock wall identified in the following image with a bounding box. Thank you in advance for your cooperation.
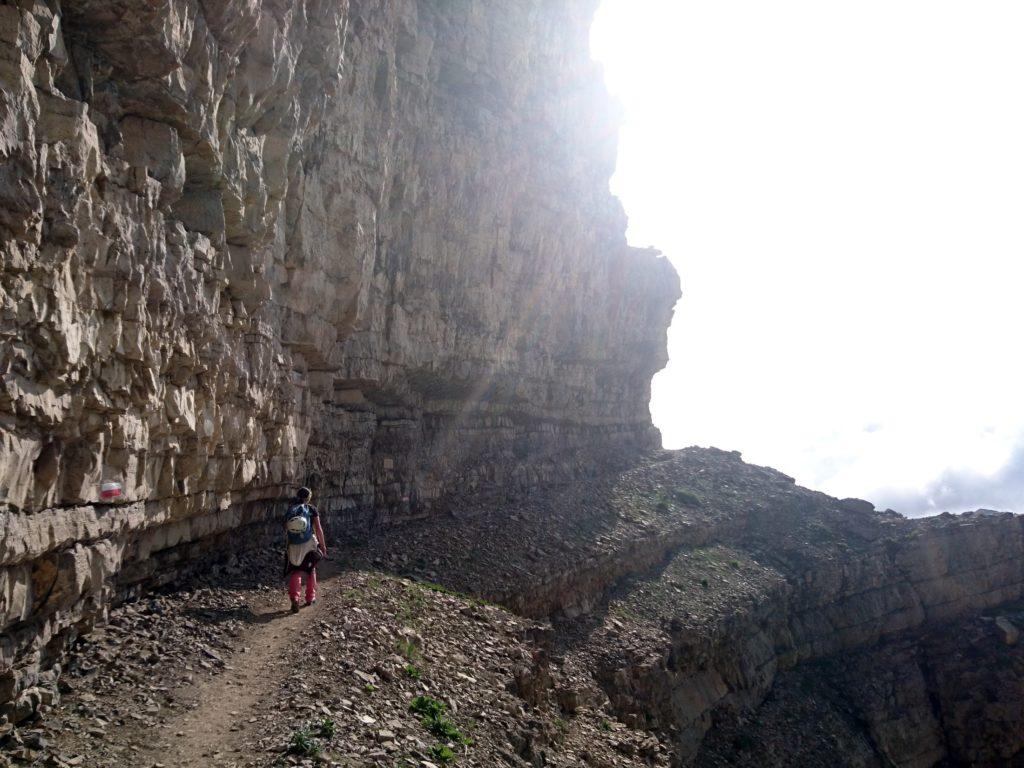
[0,0,679,719]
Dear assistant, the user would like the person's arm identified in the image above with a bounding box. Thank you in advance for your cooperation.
[313,513,327,556]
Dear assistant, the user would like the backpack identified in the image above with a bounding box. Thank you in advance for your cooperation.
[285,503,313,545]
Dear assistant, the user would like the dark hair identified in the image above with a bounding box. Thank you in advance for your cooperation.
[296,486,312,501]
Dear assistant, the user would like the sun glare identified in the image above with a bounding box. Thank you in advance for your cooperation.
[592,1,1024,514]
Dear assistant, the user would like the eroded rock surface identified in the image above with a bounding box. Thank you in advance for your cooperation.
[0,0,678,722]
[349,448,1024,766]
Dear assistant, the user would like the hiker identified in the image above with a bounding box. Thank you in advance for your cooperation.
[284,486,327,613]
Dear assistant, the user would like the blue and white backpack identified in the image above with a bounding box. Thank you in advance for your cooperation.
[285,503,314,545]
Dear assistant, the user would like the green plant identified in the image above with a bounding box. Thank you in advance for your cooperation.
[317,717,336,739]
[699,578,709,588]
[396,638,420,661]
[671,487,703,507]
[654,486,704,512]
[417,580,496,608]
[410,696,471,746]
[599,719,612,732]
[730,560,740,569]
[410,696,446,720]
[396,588,429,625]
[404,664,422,680]
[427,716,467,743]
[364,682,377,693]
[287,728,321,757]
[429,744,455,763]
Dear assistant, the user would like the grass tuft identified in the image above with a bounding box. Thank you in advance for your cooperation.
[317,717,336,738]
[410,696,472,746]
[403,664,422,679]
[429,744,455,763]
[287,728,321,757]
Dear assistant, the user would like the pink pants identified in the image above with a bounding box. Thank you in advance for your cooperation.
[288,568,317,604]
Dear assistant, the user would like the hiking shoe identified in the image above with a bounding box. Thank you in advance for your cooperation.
[290,599,300,614]
[305,599,316,607]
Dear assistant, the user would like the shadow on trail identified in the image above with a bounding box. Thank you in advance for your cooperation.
[182,604,290,627]
[180,559,346,627]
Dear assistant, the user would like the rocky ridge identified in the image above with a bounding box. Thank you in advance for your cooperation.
[348,448,1024,766]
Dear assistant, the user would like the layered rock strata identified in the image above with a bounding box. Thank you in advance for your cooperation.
[697,607,1024,767]
[351,448,1024,766]
[574,452,1024,766]
[0,0,679,721]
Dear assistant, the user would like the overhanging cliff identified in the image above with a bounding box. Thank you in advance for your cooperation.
[0,0,678,719]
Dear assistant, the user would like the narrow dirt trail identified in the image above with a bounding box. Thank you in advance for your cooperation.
[137,560,341,767]
[29,549,667,768]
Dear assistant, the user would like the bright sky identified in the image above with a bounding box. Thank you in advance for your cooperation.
[591,1,1024,516]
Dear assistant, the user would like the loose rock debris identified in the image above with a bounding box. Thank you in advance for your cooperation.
[1,550,665,767]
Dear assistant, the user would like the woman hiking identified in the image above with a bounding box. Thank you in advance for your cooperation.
[284,487,327,613]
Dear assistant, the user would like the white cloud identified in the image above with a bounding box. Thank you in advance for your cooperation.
[592,0,1024,512]
[875,438,1024,517]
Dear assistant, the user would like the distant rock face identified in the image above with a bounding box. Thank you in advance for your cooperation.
[323,447,1024,766]
[0,0,679,720]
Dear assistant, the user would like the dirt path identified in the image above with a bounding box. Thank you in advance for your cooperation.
[18,551,665,768]
[137,560,341,767]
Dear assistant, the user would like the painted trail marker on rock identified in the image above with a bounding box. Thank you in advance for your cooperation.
[100,481,123,501]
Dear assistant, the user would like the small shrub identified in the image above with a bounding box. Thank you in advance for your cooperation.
[429,744,455,763]
[364,682,377,693]
[404,664,422,680]
[599,719,612,732]
[730,560,740,569]
[410,696,446,719]
[396,638,420,661]
[699,578,709,588]
[287,728,321,757]
[317,717,336,739]
[671,488,703,507]
[410,696,471,746]
[427,715,467,743]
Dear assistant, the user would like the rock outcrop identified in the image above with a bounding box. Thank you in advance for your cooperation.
[346,448,1024,766]
[0,0,678,722]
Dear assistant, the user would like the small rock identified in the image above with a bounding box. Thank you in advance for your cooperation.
[996,616,1019,646]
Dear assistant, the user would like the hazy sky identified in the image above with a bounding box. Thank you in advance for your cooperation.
[591,1,1024,516]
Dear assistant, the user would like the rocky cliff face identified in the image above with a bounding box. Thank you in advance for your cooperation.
[0,0,678,720]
